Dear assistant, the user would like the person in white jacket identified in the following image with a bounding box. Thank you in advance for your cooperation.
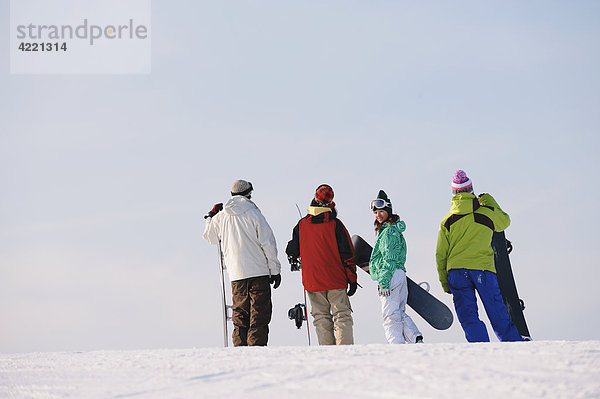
[203,180,282,346]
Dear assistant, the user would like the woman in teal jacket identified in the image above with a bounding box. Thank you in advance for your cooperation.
[369,190,422,344]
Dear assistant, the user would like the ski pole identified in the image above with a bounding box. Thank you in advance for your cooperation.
[217,240,229,348]
[303,288,311,346]
[296,203,311,346]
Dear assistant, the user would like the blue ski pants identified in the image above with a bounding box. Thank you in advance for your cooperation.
[448,269,523,343]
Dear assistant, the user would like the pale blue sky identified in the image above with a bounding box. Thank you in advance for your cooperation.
[1,1,599,352]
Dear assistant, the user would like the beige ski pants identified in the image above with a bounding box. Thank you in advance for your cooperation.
[307,289,354,345]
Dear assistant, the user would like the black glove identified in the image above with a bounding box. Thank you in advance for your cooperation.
[347,282,357,297]
[288,255,301,272]
[506,239,513,254]
[204,203,223,219]
[270,274,281,289]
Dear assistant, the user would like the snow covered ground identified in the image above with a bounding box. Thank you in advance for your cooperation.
[2,340,599,399]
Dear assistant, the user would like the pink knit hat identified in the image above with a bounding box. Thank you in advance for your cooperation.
[451,170,473,195]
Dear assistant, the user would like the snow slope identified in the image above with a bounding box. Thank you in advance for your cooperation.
[2,341,599,399]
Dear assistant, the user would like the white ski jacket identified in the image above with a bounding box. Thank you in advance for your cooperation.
[203,196,281,282]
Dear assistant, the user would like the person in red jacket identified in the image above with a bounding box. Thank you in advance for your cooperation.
[286,184,358,345]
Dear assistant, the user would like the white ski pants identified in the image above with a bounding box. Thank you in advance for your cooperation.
[380,268,421,344]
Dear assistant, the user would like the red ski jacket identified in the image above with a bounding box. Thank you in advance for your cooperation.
[286,207,357,292]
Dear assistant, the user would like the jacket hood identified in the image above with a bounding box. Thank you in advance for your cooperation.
[394,220,406,233]
[450,192,477,215]
[379,219,406,234]
[223,195,257,216]
[306,206,334,224]
[307,206,332,216]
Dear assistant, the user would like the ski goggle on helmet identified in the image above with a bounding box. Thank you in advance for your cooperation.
[370,199,391,211]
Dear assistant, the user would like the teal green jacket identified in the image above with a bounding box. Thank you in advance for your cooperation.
[369,220,407,289]
[436,193,510,293]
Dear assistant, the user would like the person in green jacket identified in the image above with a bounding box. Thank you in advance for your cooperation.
[369,190,423,344]
[436,170,523,342]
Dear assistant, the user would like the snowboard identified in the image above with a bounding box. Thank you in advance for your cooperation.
[491,231,531,339]
[351,234,453,330]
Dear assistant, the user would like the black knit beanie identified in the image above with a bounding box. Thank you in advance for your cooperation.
[374,190,393,215]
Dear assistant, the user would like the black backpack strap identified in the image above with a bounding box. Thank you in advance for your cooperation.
[444,213,467,230]
[444,198,494,231]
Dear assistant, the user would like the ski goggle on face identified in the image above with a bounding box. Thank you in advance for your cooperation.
[370,199,391,211]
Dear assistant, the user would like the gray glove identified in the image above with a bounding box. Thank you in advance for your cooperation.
[378,286,390,297]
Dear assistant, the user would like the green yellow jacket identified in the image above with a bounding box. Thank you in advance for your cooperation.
[369,220,407,289]
[435,193,510,293]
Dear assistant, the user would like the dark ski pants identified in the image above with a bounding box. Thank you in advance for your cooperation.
[448,269,523,343]
[231,275,272,347]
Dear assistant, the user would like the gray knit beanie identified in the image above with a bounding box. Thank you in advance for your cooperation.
[231,179,253,197]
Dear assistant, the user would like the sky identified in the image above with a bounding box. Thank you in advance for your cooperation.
[1,1,599,352]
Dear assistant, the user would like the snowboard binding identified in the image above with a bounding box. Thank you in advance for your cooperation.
[288,303,307,329]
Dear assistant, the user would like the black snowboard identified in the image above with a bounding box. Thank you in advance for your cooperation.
[491,231,531,339]
[352,234,453,330]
